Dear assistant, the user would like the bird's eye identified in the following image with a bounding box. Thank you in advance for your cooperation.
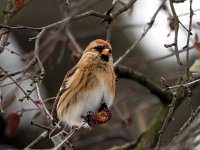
[94,45,104,52]
[109,49,112,53]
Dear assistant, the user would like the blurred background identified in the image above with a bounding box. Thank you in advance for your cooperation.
[0,0,200,149]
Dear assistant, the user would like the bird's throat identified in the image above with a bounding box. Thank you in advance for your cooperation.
[101,54,109,62]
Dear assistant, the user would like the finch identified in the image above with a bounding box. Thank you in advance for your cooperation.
[50,39,115,137]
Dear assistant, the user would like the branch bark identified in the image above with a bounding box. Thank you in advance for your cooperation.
[112,65,199,150]
[115,65,171,104]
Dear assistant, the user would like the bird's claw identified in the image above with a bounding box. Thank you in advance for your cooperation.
[81,111,95,127]
[87,111,94,116]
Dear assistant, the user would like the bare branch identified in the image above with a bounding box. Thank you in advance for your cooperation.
[115,65,171,104]
[185,0,193,80]
[66,29,83,54]
[25,130,49,149]
[0,24,41,31]
[169,0,182,76]
[0,58,37,81]
[163,78,200,90]
[173,104,200,141]
[0,0,14,53]
[52,123,86,150]
[140,46,194,65]
[114,0,167,67]
[35,83,53,121]
[112,0,137,20]
[155,95,176,150]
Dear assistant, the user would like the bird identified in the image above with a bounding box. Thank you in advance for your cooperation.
[49,39,116,137]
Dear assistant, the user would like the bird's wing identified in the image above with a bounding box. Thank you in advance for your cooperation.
[51,66,77,125]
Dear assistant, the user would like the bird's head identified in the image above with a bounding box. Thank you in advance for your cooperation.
[84,39,112,62]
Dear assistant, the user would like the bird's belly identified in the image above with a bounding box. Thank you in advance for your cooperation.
[81,81,113,116]
[63,81,113,127]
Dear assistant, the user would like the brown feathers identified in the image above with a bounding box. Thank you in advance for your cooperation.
[50,39,116,137]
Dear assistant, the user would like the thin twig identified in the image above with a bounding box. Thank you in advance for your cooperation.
[0,75,31,87]
[114,0,167,67]
[178,8,200,17]
[112,0,137,20]
[169,0,182,76]
[107,0,118,15]
[162,78,200,90]
[0,81,3,113]
[53,123,86,150]
[185,0,194,115]
[185,0,193,80]
[0,0,14,53]
[17,107,39,115]
[1,58,37,81]
[138,46,194,65]
[0,0,33,52]
[178,21,191,34]
[74,10,110,21]
[43,96,57,103]
[31,121,51,131]
[173,104,200,142]
[0,66,53,120]
[66,29,83,53]
[0,67,39,106]
[24,130,49,149]
[106,24,112,43]
[0,24,41,31]
[186,86,194,113]
[35,83,53,120]
[0,45,26,60]
[34,30,45,75]
[155,94,176,150]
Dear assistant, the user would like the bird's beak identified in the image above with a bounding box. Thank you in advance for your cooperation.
[101,49,110,56]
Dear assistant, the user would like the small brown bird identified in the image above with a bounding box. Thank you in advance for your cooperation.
[50,39,115,137]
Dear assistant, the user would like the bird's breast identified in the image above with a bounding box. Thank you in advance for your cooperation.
[80,77,114,116]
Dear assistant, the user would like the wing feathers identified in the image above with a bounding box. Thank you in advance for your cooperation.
[51,66,77,125]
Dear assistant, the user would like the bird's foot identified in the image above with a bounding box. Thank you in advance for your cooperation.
[81,111,95,127]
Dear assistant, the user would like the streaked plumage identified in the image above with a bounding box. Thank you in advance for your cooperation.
[50,39,115,137]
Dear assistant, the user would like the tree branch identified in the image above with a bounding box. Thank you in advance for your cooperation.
[114,0,167,67]
[115,65,171,104]
[169,0,182,76]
